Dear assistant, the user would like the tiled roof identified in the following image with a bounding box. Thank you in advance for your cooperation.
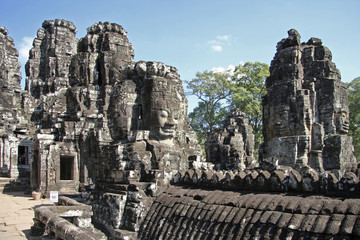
[138,186,360,239]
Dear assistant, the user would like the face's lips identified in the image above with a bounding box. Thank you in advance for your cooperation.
[159,125,176,136]
[273,121,287,129]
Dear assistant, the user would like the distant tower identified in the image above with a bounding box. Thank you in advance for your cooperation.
[206,109,256,170]
[261,29,357,176]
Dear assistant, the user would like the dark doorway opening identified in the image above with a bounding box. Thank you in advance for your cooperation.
[18,146,29,165]
[60,156,74,180]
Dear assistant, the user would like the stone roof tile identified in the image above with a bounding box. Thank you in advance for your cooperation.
[236,193,255,208]
[203,207,216,222]
[308,199,325,215]
[276,212,293,228]
[334,201,349,214]
[232,208,247,225]
[162,206,172,218]
[225,225,237,240]
[184,205,197,219]
[265,195,283,211]
[259,211,272,224]
[179,204,191,217]
[174,203,186,216]
[295,199,311,214]
[199,220,211,233]
[268,211,282,225]
[202,190,221,204]
[351,216,360,237]
[249,210,263,224]
[217,206,233,223]
[345,199,360,215]
[248,194,267,209]
[287,213,305,230]
[224,208,238,223]
[168,202,182,219]
[213,191,232,205]
[210,205,226,222]
[274,197,290,212]
[321,199,340,215]
[324,214,345,235]
[299,214,317,232]
[284,196,301,213]
[340,214,357,235]
[312,215,331,234]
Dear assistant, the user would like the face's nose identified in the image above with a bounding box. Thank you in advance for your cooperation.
[166,114,178,126]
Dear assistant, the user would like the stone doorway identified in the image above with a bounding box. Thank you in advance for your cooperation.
[60,156,74,180]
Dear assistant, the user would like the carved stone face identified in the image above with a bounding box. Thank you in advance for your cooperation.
[151,99,179,139]
[272,105,290,136]
[147,76,184,140]
[335,110,349,134]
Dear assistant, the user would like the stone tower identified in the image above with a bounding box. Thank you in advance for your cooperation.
[261,29,357,175]
[205,109,256,170]
[0,26,32,178]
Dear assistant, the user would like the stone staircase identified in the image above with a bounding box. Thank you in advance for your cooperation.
[0,177,30,192]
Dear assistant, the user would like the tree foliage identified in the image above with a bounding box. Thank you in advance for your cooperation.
[185,71,232,147]
[186,62,269,150]
[229,62,269,145]
[347,77,360,161]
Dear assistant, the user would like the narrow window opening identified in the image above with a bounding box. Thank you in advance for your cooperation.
[60,156,74,180]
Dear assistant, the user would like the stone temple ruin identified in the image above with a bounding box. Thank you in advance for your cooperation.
[1,20,360,239]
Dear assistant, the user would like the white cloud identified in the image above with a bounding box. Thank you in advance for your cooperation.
[212,64,236,73]
[212,66,226,73]
[19,36,33,63]
[207,35,231,52]
[216,35,230,41]
[211,45,222,52]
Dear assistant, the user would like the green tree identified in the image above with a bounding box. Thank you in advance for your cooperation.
[185,70,233,147]
[186,62,269,153]
[347,77,360,161]
[188,101,227,152]
[229,62,269,146]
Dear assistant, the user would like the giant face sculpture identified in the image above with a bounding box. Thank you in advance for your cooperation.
[152,99,179,139]
[149,77,182,140]
[335,110,350,135]
[270,104,291,137]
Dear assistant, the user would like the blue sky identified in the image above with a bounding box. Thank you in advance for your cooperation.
[1,0,359,112]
